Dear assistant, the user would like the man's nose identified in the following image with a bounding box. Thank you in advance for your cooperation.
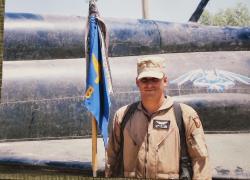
[144,81,154,87]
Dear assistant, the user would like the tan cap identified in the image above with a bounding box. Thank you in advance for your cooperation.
[137,56,165,80]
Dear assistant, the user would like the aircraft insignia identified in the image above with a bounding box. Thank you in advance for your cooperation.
[170,69,250,92]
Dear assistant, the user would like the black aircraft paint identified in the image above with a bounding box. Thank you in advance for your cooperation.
[1,51,250,140]
[1,13,250,140]
[0,12,250,179]
[3,13,250,60]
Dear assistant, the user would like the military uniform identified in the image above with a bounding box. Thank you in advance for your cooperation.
[106,96,212,179]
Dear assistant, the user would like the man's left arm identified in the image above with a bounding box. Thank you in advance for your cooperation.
[181,104,212,180]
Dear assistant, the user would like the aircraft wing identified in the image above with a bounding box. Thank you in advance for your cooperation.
[0,135,250,179]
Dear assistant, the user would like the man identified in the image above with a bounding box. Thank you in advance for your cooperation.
[106,56,211,179]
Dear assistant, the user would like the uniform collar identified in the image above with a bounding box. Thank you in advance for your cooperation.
[137,96,174,112]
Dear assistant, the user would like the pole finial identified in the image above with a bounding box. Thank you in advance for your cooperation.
[89,0,99,17]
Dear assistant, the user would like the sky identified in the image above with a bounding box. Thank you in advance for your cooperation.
[5,0,250,23]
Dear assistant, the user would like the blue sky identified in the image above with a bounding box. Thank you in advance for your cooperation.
[5,0,250,23]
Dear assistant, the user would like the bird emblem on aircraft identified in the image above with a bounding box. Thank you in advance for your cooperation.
[170,69,250,92]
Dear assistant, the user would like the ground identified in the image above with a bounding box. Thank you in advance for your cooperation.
[0,134,250,179]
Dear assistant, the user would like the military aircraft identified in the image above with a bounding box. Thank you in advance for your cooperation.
[0,1,250,178]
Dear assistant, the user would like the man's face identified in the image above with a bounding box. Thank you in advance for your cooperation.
[136,76,168,100]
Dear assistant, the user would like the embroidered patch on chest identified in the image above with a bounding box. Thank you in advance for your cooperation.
[153,120,170,129]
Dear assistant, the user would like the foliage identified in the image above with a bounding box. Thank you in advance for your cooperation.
[199,3,250,26]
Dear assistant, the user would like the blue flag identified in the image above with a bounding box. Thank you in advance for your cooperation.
[84,15,112,147]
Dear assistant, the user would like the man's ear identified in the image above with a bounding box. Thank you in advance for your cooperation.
[163,76,168,86]
[136,78,139,87]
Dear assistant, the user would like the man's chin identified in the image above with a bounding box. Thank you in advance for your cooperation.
[141,92,157,98]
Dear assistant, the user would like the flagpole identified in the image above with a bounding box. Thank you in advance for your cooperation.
[0,0,5,102]
[92,116,98,177]
[86,0,112,177]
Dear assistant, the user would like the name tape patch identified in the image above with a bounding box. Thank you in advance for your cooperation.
[153,120,170,129]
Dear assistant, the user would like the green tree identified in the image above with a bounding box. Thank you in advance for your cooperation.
[199,3,250,26]
[199,10,213,25]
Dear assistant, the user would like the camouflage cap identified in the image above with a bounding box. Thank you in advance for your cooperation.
[137,56,165,80]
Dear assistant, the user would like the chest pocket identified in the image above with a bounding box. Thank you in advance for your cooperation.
[126,114,148,147]
[154,126,176,149]
[150,119,177,149]
[150,119,180,174]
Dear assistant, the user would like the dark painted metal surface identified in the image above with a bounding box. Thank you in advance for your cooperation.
[1,11,250,180]
[0,52,250,140]
[189,0,210,22]
[3,13,250,60]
